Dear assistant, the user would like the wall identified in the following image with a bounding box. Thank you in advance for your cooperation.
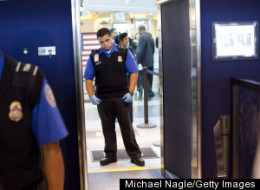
[200,0,260,178]
[0,0,80,189]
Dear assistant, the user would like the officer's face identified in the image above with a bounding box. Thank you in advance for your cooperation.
[98,34,113,51]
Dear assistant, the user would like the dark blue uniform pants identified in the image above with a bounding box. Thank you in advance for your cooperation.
[97,97,141,159]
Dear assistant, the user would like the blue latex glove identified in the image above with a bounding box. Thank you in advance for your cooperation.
[90,95,101,105]
[122,92,133,103]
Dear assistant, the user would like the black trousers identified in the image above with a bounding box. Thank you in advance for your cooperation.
[97,97,141,159]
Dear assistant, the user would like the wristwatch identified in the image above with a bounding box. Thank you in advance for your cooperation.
[129,91,134,96]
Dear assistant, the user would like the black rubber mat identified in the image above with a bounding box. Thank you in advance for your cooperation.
[91,147,158,161]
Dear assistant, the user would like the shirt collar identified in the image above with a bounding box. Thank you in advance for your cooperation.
[0,49,4,81]
[99,43,119,57]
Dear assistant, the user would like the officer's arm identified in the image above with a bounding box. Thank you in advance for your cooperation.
[85,79,94,97]
[41,141,64,190]
[129,72,138,94]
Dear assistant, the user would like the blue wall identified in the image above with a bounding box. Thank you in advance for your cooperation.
[0,0,80,189]
[201,0,260,178]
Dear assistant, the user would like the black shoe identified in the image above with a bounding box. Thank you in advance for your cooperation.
[148,92,155,98]
[100,157,117,166]
[130,158,145,166]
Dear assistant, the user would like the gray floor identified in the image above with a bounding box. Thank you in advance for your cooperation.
[88,169,164,190]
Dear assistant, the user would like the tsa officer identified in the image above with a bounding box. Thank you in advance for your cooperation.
[0,49,68,190]
[84,28,145,166]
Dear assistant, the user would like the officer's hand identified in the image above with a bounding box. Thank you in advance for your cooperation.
[122,92,133,103]
[90,96,101,105]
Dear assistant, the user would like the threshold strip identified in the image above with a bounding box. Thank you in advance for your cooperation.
[88,166,162,173]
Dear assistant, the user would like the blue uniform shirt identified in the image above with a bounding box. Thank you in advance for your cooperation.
[31,79,69,145]
[0,50,68,145]
[84,44,138,80]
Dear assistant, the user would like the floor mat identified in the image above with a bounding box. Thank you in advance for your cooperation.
[91,147,158,161]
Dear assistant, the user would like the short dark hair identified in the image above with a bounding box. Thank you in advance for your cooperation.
[138,25,146,32]
[97,28,111,38]
[118,33,128,41]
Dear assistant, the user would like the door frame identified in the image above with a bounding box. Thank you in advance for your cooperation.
[156,0,202,179]
[71,0,88,190]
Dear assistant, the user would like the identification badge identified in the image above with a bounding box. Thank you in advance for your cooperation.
[118,56,123,62]
[94,54,99,62]
[9,101,23,122]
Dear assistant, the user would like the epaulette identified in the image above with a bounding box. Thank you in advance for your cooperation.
[117,45,127,51]
[14,62,39,76]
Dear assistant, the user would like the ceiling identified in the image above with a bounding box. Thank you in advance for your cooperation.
[81,0,158,16]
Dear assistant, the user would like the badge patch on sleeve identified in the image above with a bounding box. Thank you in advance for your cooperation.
[9,101,23,122]
[118,56,123,62]
[44,84,57,108]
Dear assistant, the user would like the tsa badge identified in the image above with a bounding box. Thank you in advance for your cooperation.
[94,54,99,62]
[9,101,23,122]
[44,84,57,108]
[118,56,123,62]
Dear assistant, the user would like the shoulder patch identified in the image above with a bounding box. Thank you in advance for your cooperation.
[44,84,57,108]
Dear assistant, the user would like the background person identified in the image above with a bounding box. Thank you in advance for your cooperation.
[109,28,118,43]
[136,25,155,98]
[118,32,135,55]
[84,28,145,167]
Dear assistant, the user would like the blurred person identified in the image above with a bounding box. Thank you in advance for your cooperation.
[0,49,68,190]
[84,28,144,167]
[118,32,137,54]
[118,32,135,55]
[109,28,118,43]
[136,25,155,98]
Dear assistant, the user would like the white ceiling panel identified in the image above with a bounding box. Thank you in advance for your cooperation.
[82,0,157,14]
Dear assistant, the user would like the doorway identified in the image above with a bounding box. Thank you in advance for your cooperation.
[77,2,163,190]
